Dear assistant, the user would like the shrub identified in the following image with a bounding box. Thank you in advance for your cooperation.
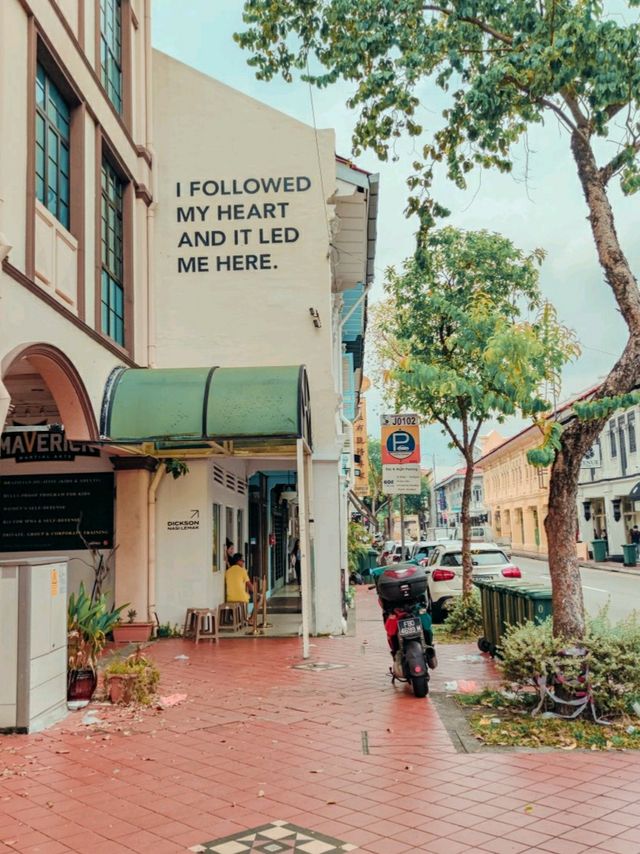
[500,609,640,718]
[443,592,483,635]
[104,650,160,705]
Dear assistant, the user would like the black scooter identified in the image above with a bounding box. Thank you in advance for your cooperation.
[373,565,437,698]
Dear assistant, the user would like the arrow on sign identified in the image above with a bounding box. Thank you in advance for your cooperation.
[190,509,199,520]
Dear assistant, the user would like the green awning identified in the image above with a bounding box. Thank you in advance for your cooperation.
[101,365,312,447]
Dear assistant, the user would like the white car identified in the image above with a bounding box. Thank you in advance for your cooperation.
[410,539,458,565]
[391,542,412,563]
[426,542,522,622]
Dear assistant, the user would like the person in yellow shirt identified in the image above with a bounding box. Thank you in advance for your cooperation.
[225,554,253,604]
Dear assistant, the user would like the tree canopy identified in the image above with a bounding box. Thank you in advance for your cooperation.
[373,227,577,596]
[237,0,640,635]
[237,0,640,228]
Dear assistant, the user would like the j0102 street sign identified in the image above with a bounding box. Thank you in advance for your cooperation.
[381,413,421,494]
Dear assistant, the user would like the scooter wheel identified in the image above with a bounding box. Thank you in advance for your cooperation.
[478,637,491,653]
[411,675,429,698]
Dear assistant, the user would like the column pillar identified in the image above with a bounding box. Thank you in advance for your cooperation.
[111,456,158,617]
[523,506,537,552]
[0,378,10,431]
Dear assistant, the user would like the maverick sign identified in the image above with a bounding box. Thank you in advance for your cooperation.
[0,473,114,552]
[1,431,100,463]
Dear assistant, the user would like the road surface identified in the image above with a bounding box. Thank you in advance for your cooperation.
[515,554,639,623]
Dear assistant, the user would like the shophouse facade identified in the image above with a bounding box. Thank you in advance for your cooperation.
[0,1,377,651]
[577,404,640,560]
[479,427,551,555]
[0,0,155,587]
[435,468,487,528]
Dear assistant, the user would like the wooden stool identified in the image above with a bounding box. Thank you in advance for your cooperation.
[193,608,218,644]
[218,602,244,632]
[183,607,200,639]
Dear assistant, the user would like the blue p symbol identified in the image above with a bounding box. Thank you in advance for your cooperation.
[387,431,415,460]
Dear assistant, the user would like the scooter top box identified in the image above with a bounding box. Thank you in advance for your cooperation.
[377,565,428,603]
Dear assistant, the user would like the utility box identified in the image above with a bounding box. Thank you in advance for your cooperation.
[0,558,68,733]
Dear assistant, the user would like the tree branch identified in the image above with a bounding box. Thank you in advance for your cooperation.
[600,140,640,185]
[434,414,466,455]
[422,5,513,46]
[561,89,590,132]
[470,418,485,453]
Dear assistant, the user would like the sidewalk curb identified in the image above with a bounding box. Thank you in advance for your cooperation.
[513,550,640,578]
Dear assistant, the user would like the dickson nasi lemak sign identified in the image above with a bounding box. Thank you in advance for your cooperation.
[174,175,311,275]
[1,431,100,463]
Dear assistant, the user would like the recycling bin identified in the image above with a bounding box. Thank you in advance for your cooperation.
[474,578,553,658]
[591,539,607,562]
[514,585,553,625]
[622,543,637,567]
[360,548,381,582]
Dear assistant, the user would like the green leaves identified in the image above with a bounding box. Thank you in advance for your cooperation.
[371,228,577,443]
[238,0,640,221]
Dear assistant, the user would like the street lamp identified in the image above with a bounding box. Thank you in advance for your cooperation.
[582,500,592,522]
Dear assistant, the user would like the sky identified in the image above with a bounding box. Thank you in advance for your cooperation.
[152,1,639,477]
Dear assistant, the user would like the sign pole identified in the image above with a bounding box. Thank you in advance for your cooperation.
[400,495,405,560]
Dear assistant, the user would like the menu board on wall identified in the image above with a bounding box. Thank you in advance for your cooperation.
[0,473,114,552]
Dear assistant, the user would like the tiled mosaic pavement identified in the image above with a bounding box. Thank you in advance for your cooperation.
[3,589,640,853]
[189,820,357,853]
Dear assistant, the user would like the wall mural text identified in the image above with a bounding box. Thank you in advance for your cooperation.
[175,176,311,274]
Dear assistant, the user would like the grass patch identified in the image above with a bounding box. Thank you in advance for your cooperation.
[457,690,640,750]
[433,624,480,644]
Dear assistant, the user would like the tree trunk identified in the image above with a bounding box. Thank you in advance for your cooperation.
[545,129,640,638]
[461,459,475,599]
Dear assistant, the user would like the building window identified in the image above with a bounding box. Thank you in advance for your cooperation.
[610,421,617,458]
[628,413,637,453]
[100,0,122,113]
[35,64,71,229]
[101,159,124,345]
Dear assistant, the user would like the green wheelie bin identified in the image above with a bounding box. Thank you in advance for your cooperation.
[473,577,497,653]
[591,539,607,562]
[622,543,637,567]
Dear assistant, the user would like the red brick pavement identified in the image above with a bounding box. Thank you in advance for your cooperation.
[2,588,640,853]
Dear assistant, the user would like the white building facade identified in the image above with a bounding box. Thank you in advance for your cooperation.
[0,1,377,646]
[577,406,640,560]
[436,468,487,528]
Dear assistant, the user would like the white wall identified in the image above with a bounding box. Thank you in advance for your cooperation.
[155,456,250,627]
[152,50,340,457]
[312,459,343,635]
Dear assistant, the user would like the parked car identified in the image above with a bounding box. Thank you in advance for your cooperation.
[391,542,412,563]
[451,524,512,556]
[410,539,453,564]
[426,542,522,622]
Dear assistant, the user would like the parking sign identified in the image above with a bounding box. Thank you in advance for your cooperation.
[381,414,421,494]
[381,414,421,465]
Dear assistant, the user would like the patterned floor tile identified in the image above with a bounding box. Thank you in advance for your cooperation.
[189,820,357,853]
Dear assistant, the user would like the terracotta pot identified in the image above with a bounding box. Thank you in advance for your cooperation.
[67,668,97,702]
[107,673,137,704]
[112,622,154,643]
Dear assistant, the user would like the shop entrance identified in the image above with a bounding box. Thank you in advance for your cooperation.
[247,469,300,610]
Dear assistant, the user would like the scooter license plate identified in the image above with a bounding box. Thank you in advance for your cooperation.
[398,617,421,638]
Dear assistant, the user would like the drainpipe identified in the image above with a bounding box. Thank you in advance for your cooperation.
[147,463,164,621]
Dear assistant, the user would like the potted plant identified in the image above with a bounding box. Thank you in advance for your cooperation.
[112,608,155,644]
[104,650,160,705]
[67,583,126,703]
